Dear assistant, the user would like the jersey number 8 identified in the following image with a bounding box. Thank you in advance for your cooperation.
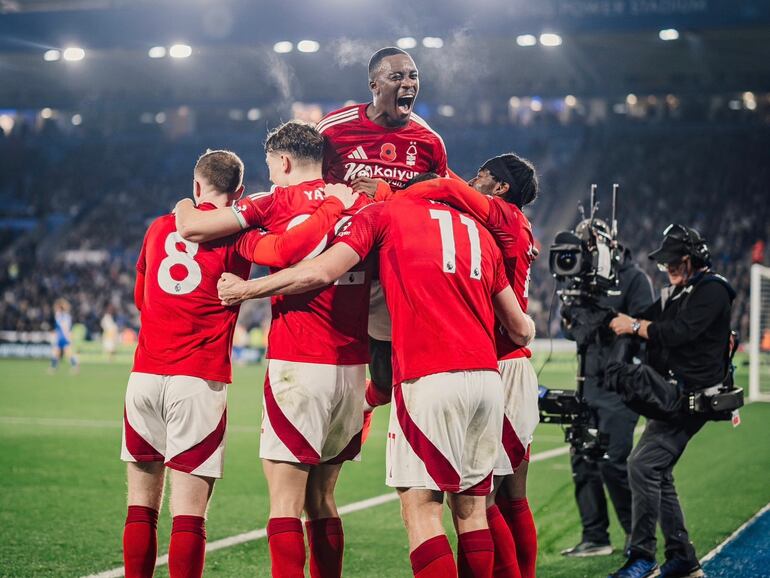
[158,232,202,295]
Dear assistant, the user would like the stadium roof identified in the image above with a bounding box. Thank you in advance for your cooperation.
[1,0,769,109]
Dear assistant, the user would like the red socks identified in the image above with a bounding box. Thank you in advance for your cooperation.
[497,498,537,578]
[410,535,458,578]
[124,505,158,578]
[267,517,306,578]
[306,517,345,578]
[168,515,206,578]
[487,505,522,578]
[457,529,494,578]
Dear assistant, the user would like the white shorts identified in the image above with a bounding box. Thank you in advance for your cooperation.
[386,370,504,495]
[494,357,540,476]
[121,372,228,479]
[260,359,366,465]
[368,282,392,341]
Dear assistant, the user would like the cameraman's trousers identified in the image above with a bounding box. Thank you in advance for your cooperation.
[627,415,708,564]
[571,391,638,545]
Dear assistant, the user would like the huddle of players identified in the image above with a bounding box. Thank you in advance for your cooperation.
[120,47,541,578]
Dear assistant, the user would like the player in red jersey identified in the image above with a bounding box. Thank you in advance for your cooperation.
[123,149,353,578]
[389,155,542,578]
[174,121,371,578]
[218,180,536,578]
[317,46,450,426]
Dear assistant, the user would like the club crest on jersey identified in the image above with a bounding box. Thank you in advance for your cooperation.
[406,141,418,167]
[380,143,397,162]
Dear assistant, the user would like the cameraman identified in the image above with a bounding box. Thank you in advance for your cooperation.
[607,224,735,578]
[561,222,654,559]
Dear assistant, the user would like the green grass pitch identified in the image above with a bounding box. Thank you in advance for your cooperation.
[0,353,768,577]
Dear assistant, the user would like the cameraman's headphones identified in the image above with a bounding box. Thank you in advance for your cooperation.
[663,223,712,266]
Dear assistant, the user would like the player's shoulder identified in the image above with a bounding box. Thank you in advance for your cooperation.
[408,113,446,147]
[489,197,530,229]
[144,213,175,237]
[243,186,276,203]
[317,104,364,134]
[281,179,326,203]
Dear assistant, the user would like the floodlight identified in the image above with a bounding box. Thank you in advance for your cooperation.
[516,35,537,47]
[62,47,85,61]
[169,44,192,58]
[539,33,562,47]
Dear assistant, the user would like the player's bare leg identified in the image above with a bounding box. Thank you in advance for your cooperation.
[305,463,345,578]
[124,462,164,578]
[166,470,214,578]
[495,462,537,578]
[169,470,215,517]
[448,493,494,577]
[263,459,311,578]
[397,488,457,577]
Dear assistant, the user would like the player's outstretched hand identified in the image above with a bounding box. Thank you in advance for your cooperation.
[173,198,195,214]
[218,273,247,306]
[324,183,359,209]
[351,176,386,198]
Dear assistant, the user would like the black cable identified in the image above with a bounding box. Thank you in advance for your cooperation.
[536,278,559,380]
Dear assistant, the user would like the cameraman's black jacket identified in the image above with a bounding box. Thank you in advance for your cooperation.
[640,270,735,391]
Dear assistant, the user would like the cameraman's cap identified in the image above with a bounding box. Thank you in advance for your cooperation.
[648,224,690,263]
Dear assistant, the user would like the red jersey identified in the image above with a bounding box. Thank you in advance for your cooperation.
[133,203,261,383]
[231,179,372,365]
[318,104,448,189]
[335,198,510,385]
[396,179,537,359]
[485,199,536,360]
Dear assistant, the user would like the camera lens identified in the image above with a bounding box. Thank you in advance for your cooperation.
[557,251,577,270]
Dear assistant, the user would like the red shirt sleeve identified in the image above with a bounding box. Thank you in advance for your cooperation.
[433,137,448,177]
[333,203,385,260]
[231,191,275,229]
[486,198,523,260]
[374,180,396,202]
[136,231,148,274]
[397,179,491,222]
[134,232,147,310]
[491,244,510,295]
[234,197,345,268]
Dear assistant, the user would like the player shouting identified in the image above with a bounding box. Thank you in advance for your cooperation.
[317,46,449,424]
[122,149,353,578]
[174,121,371,578]
[218,178,536,578]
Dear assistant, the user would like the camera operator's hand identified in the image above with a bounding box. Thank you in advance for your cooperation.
[610,313,649,339]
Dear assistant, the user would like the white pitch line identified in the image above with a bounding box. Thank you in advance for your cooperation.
[699,501,770,565]
[81,444,573,578]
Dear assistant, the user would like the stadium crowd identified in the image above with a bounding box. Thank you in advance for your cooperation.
[1,116,768,342]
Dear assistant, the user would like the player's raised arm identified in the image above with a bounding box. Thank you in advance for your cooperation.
[397,177,491,222]
[174,198,244,243]
[218,243,362,305]
[236,184,358,269]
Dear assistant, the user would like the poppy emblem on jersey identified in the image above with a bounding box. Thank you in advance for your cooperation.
[380,143,397,162]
